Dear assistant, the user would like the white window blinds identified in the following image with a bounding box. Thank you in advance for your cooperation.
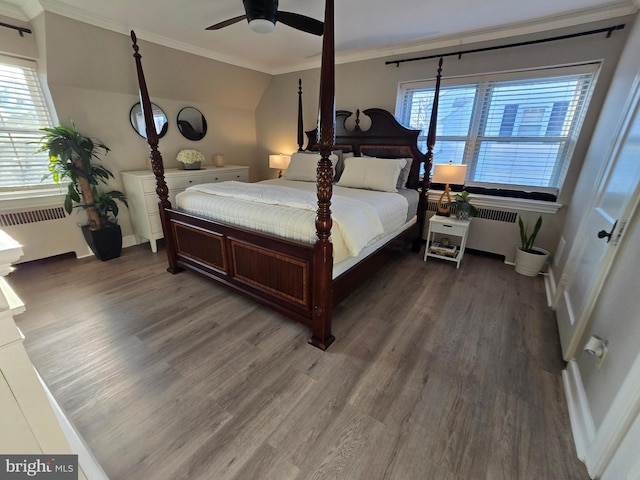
[0,57,54,189]
[397,63,599,193]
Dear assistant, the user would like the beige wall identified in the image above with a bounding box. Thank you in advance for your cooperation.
[256,16,631,251]
[38,12,271,240]
[0,8,633,261]
[0,14,37,59]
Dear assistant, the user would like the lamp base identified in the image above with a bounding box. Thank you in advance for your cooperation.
[436,185,452,216]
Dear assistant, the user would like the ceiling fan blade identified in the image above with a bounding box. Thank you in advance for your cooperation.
[276,11,323,36]
[205,14,247,30]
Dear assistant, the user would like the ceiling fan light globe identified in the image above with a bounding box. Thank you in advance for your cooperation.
[249,18,275,33]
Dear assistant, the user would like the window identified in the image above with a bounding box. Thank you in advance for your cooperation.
[397,63,599,196]
[0,56,54,190]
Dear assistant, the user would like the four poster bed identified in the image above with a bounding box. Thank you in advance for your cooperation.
[129,0,442,350]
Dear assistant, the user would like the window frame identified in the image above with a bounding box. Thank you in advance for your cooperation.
[0,54,58,194]
[396,62,601,200]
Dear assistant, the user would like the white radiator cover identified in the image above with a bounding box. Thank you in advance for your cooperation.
[0,202,91,263]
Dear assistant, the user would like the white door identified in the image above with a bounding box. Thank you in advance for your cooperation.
[556,82,640,360]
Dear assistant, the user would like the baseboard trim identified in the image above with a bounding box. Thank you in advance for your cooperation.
[122,234,137,249]
[563,361,595,468]
[36,369,109,480]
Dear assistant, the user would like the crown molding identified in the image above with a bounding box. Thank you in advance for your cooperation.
[0,0,42,20]
[273,1,639,74]
[37,0,268,72]
[0,5,25,21]
[4,0,638,75]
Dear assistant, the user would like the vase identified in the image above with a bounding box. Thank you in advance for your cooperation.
[456,209,470,220]
[213,154,225,167]
[183,161,201,170]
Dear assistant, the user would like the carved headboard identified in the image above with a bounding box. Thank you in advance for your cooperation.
[305,108,429,190]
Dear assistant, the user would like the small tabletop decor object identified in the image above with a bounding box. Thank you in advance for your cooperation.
[450,190,478,220]
[213,153,225,167]
[177,149,204,170]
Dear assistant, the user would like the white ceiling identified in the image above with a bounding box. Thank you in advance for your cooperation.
[2,0,639,74]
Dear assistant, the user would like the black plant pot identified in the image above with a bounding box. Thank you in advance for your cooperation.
[82,224,123,261]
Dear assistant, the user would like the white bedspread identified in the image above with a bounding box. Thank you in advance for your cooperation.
[176,179,409,263]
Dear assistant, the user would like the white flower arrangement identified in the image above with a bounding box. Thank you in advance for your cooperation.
[176,149,204,165]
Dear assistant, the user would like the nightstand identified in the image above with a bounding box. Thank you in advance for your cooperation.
[122,165,249,252]
[424,215,471,268]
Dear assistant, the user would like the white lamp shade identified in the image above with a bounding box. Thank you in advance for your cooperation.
[432,163,467,185]
[269,154,291,170]
[249,19,275,34]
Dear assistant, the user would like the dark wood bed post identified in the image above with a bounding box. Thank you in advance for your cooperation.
[308,0,335,350]
[297,79,305,152]
[131,31,180,273]
[415,57,443,251]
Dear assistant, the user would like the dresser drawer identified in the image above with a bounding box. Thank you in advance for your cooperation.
[215,170,249,182]
[149,212,162,234]
[122,165,249,252]
[142,177,158,193]
[168,173,215,190]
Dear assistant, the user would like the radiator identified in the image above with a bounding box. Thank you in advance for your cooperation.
[426,200,520,262]
[0,205,91,263]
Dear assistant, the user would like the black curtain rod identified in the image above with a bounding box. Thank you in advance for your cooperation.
[0,21,32,37]
[386,24,625,67]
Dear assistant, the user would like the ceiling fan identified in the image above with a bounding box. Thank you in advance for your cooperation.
[206,0,323,36]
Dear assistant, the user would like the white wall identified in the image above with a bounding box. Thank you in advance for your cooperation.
[556,12,640,478]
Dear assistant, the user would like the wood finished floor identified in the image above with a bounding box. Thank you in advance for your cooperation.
[11,244,589,480]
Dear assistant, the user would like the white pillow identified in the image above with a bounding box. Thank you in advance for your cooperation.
[361,155,413,189]
[283,152,338,182]
[336,157,406,192]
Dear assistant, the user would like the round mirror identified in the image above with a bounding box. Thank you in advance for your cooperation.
[129,102,168,139]
[177,107,207,141]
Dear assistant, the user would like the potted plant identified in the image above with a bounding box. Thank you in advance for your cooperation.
[36,122,128,261]
[515,215,550,276]
[449,190,478,220]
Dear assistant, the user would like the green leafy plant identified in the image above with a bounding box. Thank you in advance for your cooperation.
[449,190,479,219]
[35,121,127,229]
[518,215,543,252]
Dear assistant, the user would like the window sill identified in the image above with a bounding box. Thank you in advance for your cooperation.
[0,186,67,211]
[427,190,563,214]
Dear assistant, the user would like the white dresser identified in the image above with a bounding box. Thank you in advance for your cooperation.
[122,165,249,252]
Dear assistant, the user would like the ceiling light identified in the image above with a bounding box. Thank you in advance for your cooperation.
[249,19,275,34]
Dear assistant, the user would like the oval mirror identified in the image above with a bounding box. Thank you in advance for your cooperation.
[129,102,168,139]
[177,107,207,141]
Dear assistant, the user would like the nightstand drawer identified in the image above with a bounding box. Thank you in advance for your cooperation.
[429,221,467,237]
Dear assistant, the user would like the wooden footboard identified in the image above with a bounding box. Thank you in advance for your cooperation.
[166,207,415,349]
[167,209,315,320]
[164,208,337,347]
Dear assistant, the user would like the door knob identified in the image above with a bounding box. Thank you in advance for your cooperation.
[597,221,617,243]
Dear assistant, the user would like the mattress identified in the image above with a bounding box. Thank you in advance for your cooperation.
[175,178,417,265]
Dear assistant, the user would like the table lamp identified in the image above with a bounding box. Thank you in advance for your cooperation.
[269,154,291,177]
[432,162,467,216]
